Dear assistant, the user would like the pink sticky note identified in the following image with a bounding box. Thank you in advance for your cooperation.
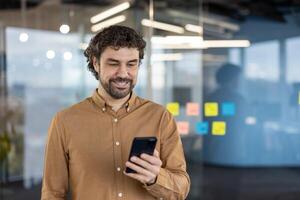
[177,121,190,135]
[186,102,200,116]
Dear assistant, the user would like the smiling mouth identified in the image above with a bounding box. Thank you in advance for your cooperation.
[112,80,130,89]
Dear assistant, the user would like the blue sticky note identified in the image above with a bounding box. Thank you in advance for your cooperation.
[195,122,209,135]
[222,102,236,116]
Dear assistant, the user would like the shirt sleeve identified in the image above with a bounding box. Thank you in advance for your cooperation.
[144,110,191,200]
[41,113,69,200]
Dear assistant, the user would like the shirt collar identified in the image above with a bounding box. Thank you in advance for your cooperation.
[91,89,137,111]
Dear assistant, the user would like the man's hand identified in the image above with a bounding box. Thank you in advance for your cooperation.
[124,150,162,185]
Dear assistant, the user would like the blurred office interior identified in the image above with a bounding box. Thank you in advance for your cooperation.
[1,0,300,199]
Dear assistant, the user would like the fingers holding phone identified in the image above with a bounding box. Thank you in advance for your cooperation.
[124,150,162,185]
[124,137,162,185]
[141,150,162,167]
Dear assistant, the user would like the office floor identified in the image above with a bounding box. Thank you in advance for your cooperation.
[187,164,300,200]
[1,165,300,200]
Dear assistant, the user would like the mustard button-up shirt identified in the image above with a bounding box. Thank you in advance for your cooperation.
[41,90,190,200]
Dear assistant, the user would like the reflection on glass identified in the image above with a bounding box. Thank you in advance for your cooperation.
[5,27,90,189]
[287,36,300,83]
[245,40,279,82]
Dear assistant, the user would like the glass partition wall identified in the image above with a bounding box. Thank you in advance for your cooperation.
[0,1,204,199]
[1,0,300,200]
[201,3,300,199]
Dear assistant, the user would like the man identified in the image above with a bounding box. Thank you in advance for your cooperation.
[41,25,190,200]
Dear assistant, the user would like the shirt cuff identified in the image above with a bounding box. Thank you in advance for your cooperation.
[143,168,169,192]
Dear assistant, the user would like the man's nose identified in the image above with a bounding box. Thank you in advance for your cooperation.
[116,64,129,77]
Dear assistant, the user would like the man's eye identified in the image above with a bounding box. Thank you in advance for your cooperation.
[109,63,119,66]
[128,63,137,67]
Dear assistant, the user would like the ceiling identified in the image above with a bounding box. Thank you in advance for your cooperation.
[1,0,300,23]
[0,0,300,40]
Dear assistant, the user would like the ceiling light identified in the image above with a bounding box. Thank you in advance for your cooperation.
[19,32,29,42]
[151,36,204,49]
[90,2,130,24]
[91,15,126,32]
[59,24,70,34]
[151,36,250,49]
[46,50,55,59]
[152,44,206,49]
[185,24,203,34]
[63,52,72,61]
[141,19,184,34]
[203,40,250,48]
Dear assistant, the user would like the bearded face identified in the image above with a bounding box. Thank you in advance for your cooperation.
[94,47,139,99]
[100,76,134,99]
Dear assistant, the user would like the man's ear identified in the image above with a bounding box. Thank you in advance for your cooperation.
[93,57,100,73]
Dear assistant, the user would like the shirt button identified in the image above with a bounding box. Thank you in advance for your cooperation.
[116,141,120,146]
[118,192,123,197]
[117,167,121,171]
[113,118,118,123]
[102,107,106,112]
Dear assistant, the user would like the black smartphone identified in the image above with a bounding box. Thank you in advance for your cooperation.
[125,137,157,173]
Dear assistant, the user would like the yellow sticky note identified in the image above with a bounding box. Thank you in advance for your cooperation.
[204,102,219,117]
[186,102,200,116]
[212,121,226,136]
[177,121,190,135]
[167,102,180,116]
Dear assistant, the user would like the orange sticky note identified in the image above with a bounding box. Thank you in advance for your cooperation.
[204,102,219,117]
[167,102,180,116]
[186,102,200,116]
[177,121,190,135]
[212,121,226,136]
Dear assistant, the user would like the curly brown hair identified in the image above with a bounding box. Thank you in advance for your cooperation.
[84,25,146,80]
